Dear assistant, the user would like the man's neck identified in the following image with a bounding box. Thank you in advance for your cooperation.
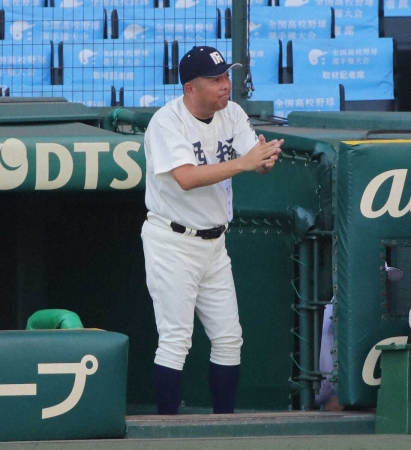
[183,95,214,120]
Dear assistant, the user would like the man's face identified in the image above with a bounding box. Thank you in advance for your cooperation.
[190,72,231,114]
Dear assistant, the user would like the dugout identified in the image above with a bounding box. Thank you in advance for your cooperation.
[1,101,411,413]
[251,111,411,408]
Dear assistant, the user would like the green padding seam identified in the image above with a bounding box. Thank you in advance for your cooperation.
[26,309,84,330]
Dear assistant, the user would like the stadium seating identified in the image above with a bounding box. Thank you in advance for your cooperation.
[0,0,401,109]
[287,37,395,111]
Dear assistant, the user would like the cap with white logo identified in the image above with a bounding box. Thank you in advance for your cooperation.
[179,46,242,85]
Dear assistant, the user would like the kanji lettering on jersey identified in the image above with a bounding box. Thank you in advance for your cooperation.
[216,138,234,163]
[193,141,207,165]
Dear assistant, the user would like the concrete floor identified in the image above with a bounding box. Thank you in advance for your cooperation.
[1,434,411,450]
[2,410,409,450]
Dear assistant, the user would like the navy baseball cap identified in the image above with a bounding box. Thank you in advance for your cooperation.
[179,46,242,85]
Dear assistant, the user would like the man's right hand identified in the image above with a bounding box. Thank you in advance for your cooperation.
[242,134,283,172]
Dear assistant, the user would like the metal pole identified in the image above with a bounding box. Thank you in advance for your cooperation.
[231,0,248,109]
[312,238,321,395]
[298,239,314,410]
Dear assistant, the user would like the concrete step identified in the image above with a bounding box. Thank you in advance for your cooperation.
[125,410,376,439]
[2,411,410,450]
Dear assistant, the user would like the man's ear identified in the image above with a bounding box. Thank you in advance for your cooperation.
[184,81,194,94]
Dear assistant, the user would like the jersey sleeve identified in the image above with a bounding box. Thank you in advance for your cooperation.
[231,105,259,157]
[145,107,197,176]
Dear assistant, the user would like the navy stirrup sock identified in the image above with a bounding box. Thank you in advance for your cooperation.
[153,363,183,415]
[209,362,240,414]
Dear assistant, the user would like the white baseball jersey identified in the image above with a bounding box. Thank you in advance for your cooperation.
[144,95,258,230]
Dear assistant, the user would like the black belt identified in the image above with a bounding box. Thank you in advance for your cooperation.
[170,222,226,239]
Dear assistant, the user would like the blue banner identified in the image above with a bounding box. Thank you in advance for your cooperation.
[278,0,380,38]
[129,84,182,107]
[251,83,343,118]
[249,38,281,84]
[64,41,164,89]
[154,6,220,42]
[4,10,43,43]
[250,6,334,67]
[170,0,231,10]
[384,0,411,17]
[0,44,48,88]
[40,7,106,42]
[290,37,394,101]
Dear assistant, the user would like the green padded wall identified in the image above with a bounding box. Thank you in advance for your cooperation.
[335,140,411,406]
[0,330,128,441]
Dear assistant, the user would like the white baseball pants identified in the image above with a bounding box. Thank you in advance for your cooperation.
[141,214,243,371]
